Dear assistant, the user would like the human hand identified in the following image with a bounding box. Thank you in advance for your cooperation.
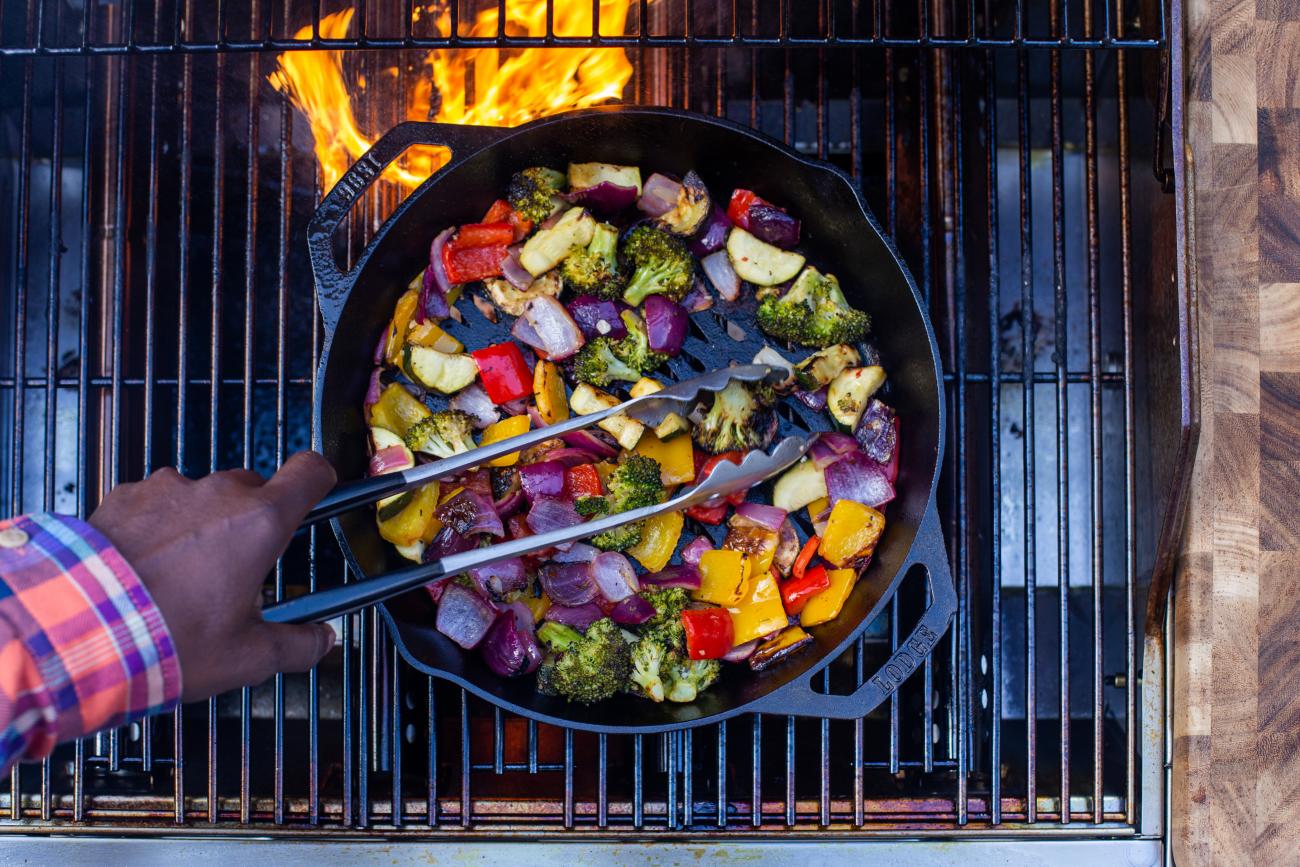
[88,452,338,702]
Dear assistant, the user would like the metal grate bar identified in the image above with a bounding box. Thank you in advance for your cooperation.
[984,41,1003,827]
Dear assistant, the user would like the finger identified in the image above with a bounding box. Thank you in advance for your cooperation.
[210,468,267,488]
[245,621,336,681]
[260,451,337,525]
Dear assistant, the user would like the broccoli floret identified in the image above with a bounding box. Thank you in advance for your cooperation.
[629,637,669,702]
[691,380,779,455]
[620,226,694,306]
[640,586,689,642]
[589,453,666,551]
[507,167,566,224]
[571,311,668,387]
[561,223,624,299]
[535,618,632,704]
[403,409,477,458]
[574,495,609,517]
[663,654,721,703]
[755,266,871,349]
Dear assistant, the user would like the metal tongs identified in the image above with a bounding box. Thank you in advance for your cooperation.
[264,364,808,624]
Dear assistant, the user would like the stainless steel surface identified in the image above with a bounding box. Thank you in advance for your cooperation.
[0,0,1183,849]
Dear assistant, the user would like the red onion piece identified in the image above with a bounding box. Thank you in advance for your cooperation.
[501,396,531,417]
[680,536,712,566]
[809,431,861,469]
[567,295,628,340]
[468,556,528,597]
[733,501,788,532]
[553,542,599,563]
[419,228,456,321]
[546,447,603,469]
[610,594,656,625]
[449,382,501,430]
[641,564,701,590]
[591,551,639,603]
[500,244,534,291]
[435,583,497,650]
[794,386,828,411]
[746,204,801,249]
[880,417,901,484]
[373,328,389,365]
[538,561,598,606]
[364,368,383,408]
[525,497,586,546]
[701,249,741,301]
[824,450,896,510]
[481,607,543,677]
[544,602,605,632]
[519,460,567,503]
[643,295,688,356]
[563,181,639,215]
[853,399,898,464]
[436,488,504,538]
[681,276,714,313]
[636,173,682,218]
[494,485,527,518]
[515,296,585,361]
[772,520,800,577]
[425,579,448,606]
[722,639,758,663]
[558,429,620,460]
[424,526,475,562]
[688,203,732,256]
[368,445,412,477]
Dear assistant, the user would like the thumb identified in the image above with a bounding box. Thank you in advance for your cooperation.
[247,621,336,680]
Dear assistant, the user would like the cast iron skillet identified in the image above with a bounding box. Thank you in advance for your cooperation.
[308,106,954,734]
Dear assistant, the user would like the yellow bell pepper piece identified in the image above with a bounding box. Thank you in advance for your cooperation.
[799,568,857,627]
[633,430,696,486]
[533,360,569,425]
[727,572,788,646]
[384,289,419,367]
[806,496,829,523]
[368,382,431,436]
[521,594,551,623]
[479,414,531,467]
[820,500,886,567]
[627,510,683,573]
[406,319,463,354]
[377,483,440,546]
[629,377,689,439]
[694,549,752,606]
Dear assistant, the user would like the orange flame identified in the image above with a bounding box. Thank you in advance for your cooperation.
[269,2,635,190]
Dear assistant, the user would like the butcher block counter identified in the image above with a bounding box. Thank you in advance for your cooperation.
[1173,0,1300,862]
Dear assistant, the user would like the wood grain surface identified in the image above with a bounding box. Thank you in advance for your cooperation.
[1175,0,1300,862]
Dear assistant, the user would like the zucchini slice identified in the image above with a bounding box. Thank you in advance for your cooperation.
[772,458,828,513]
[827,366,886,428]
[726,227,806,286]
[567,162,643,195]
[519,207,596,276]
[404,345,479,394]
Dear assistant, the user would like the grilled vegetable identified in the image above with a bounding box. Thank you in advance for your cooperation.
[560,222,624,299]
[725,226,805,286]
[368,382,431,436]
[581,453,665,552]
[535,617,632,704]
[799,567,857,627]
[819,499,886,568]
[681,608,734,660]
[519,207,596,276]
[626,509,683,573]
[404,344,479,394]
[482,270,562,318]
[780,563,831,616]
[793,344,861,391]
[655,170,711,236]
[470,341,534,405]
[694,549,751,607]
[568,162,642,195]
[727,571,787,646]
[569,383,644,450]
[632,429,695,485]
[621,225,695,306]
[571,311,667,388]
[404,410,478,459]
[533,359,569,425]
[629,377,690,440]
[771,458,828,512]
[507,166,567,224]
[663,655,721,702]
[827,365,886,428]
[749,625,814,671]
[755,265,870,348]
[478,414,530,467]
[691,380,778,455]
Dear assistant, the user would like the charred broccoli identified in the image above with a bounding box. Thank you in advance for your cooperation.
[571,310,668,387]
[640,586,689,647]
[535,618,632,704]
[663,655,721,703]
[560,223,624,299]
[755,266,871,349]
[620,226,694,306]
[583,453,665,551]
[403,409,477,458]
[629,637,669,702]
[691,380,779,455]
[507,166,566,224]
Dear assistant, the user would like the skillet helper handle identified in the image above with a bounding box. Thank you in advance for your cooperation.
[308,121,505,334]
[750,504,956,720]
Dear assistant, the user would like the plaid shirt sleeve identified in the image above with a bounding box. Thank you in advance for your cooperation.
[0,513,181,773]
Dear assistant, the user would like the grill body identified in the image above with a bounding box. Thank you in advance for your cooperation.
[0,0,1193,846]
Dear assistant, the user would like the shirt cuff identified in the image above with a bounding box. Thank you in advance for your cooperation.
[0,513,182,756]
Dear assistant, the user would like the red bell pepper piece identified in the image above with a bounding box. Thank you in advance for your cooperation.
[780,563,831,616]
[482,200,513,223]
[443,243,508,283]
[791,535,821,581]
[727,189,760,229]
[471,342,534,404]
[564,464,604,499]
[453,221,514,248]
[682,608,735,659]
[685,501,729,525]
[698,451,748,506]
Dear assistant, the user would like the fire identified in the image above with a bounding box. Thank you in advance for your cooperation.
[270,1,635,191]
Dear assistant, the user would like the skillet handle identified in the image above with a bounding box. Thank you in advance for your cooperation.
[749,504,956,720]
[308,121,507,336]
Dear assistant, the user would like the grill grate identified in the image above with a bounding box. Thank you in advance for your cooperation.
[0,0,1180,835]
